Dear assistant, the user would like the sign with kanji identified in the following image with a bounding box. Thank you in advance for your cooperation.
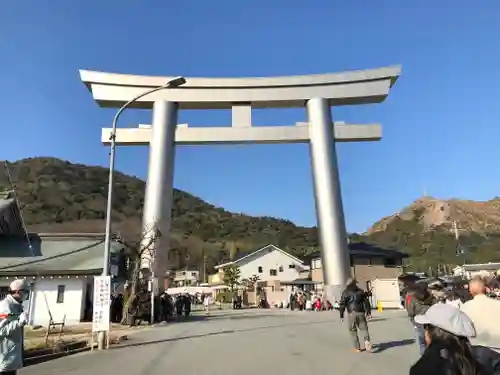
[92,276,111,332]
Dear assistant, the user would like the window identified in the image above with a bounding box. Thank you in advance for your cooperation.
[56,285,65,304]
[279,266,283,272]
[355,257,370,265]
[311,259,322,269]
[270,269,277,276]
[311,258,322,270]
[288,264,296,269]
[0,287,9,300]
[191,272,197,277]
[384,258,397,267]
[258,266,263,273]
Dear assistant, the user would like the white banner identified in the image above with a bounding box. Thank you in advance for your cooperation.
[92,276,111,332]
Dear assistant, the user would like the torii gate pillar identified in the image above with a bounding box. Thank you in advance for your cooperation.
[140,100,178,276]
[307,98,350,300]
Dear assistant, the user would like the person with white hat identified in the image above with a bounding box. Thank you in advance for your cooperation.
[0,279,30,375]
[409,303,487,375]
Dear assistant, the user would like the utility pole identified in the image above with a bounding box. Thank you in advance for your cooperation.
[453,220,467,264]
[203,255,207,284]
[452,220,459,241]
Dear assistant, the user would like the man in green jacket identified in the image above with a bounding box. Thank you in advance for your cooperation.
[0,279,30,375]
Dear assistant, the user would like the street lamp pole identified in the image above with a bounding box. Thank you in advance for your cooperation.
[98,76,186,350]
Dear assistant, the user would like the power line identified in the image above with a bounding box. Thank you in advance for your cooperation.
[3,162,33,255]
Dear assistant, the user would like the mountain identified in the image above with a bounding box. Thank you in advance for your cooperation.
[2,157,500,274]
[0,157,318,271]
[363,196,500,273]
[368,196,500,235]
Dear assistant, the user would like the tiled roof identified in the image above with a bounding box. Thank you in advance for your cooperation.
[0,233,124,275]
[306,242,408,261]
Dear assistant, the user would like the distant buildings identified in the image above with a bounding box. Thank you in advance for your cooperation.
[209,243,407,305]
[453,263,500,279]
[172,269,200,287]
[307,242,407,292]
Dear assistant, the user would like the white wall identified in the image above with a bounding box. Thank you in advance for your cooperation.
[0,277,87,327]
[31,278,86,326]
[238,247,305,282]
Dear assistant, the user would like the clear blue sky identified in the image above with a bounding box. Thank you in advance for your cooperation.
[1,0,500,233]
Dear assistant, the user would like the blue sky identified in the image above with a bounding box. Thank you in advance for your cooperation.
[1,0,500,233]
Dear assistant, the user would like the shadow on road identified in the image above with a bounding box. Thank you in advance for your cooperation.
[188,313,284,322]
[162,312,285,324]
[115,319,331,350]
[367,317,387,323]
[375,338,415,353]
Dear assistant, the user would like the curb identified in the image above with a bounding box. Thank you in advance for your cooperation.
[24,346,90,367]
[24,334,129,367]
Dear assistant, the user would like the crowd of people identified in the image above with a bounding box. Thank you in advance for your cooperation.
[407,276,500,375]
[286,290,337,311]
[341,275,500,374]
[1,274,500,374]
[109,288,207,326]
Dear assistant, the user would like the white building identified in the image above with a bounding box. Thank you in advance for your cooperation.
[211,245,311,305]
[172,269,200,287]
[214,244,309,283]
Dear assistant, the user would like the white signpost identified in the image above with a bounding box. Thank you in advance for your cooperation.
[92,276,111,349]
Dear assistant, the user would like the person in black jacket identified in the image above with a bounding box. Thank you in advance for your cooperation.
[407,283,436,355]
[339,278,372,353]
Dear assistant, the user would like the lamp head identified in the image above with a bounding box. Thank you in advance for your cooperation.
[166,76,186,87]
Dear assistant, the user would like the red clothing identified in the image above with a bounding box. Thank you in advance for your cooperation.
[406,295,412,308]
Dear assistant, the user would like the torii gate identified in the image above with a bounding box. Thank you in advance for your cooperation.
[80,65,401,300]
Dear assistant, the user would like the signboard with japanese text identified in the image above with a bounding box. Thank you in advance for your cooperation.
[92,276,111,332]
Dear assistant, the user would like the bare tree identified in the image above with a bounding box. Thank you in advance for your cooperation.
[118,222,162,325]
[241,274,260,306]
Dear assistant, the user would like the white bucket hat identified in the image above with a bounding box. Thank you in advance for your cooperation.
[414,302,476,338]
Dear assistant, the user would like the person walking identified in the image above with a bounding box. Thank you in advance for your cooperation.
[339,278,372,353]
[0,279,30,375]
[407,283,435,355]
[461,277,500,353]
[204,294,212,315]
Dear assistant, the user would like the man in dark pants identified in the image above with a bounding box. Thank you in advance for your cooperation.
[339,278,372,353]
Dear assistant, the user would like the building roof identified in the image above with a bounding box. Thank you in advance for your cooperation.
[0,233,124,276]
[306,242,408,261]
[214,244,304,269]
[0,197,24,236]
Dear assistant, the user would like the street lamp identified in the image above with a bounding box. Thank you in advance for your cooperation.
[99,76,186,349]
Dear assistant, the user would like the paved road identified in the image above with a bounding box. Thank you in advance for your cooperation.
[20,309,418,375]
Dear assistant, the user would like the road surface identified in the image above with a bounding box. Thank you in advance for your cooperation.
[20,308,418,375]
